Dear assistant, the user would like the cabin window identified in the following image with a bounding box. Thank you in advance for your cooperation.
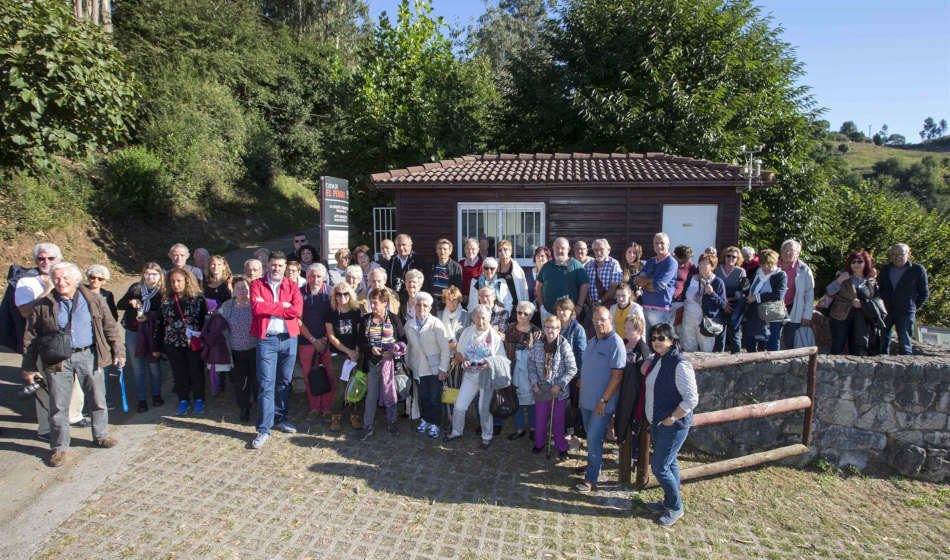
[457,203,545,266]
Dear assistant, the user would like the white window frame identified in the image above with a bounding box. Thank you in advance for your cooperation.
[457,202,546,267]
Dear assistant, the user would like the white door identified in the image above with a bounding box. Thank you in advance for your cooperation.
[661,204,718,257]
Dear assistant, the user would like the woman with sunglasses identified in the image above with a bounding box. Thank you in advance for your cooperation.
[503,300,542,441]
[642,322,697,527]
[824,250,880,355]
[324,282,363,430]
[713,246,747,353]
[85,265,118,321]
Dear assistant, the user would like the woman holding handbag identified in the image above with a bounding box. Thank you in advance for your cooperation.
[824,250,881,355]
[152,268,208,415]
[679,254,727,352]
[742,249,787,352]
[527,315,577,459]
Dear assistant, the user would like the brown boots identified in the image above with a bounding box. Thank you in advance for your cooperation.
[330,414,343,431]
[350,414,362,430]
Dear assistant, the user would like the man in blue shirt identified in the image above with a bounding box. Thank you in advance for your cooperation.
[576,306,626,493]
[634,233,678,333]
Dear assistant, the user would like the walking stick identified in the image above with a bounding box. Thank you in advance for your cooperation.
[117,367,128,413]
[545,396,555,460]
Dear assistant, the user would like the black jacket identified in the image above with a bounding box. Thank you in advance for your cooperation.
[386,252,426,297]
[614,337,650,444]
[878,262,929,316]
[356,311,406,371]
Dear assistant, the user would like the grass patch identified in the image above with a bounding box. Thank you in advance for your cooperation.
[840,141,948,173]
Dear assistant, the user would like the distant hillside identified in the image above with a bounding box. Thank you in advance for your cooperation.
[841,141,949,174]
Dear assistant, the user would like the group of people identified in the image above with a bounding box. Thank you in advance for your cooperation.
[4,230,930,526]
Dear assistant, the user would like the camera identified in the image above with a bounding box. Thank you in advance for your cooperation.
[20,377,46,398]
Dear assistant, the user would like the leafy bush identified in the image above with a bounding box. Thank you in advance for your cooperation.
[138,68,247,206]
[0,0,137,171]
[101,146,170,216]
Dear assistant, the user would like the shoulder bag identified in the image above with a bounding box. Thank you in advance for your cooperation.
[175,295,204,351]
[37,292,79,364]
[757,299,787,323]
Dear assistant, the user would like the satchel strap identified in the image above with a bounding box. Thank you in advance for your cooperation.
[59,291,80,333]
[173,294,190,328]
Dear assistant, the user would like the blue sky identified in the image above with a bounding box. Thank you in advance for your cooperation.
[365,0,950,142]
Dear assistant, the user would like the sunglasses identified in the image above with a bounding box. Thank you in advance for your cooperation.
[650,335,669,342]
[36,256,57,262]
[334,293,349,298]
[516,311,531,316]
[482,267,496,271]
[88,277,106,282]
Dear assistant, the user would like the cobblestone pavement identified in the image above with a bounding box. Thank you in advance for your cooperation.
[31,386,950,560]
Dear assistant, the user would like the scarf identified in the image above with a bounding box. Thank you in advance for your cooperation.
[379,341,406,407]
[140,282,160,314]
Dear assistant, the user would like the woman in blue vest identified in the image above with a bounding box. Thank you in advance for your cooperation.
[642,322,698,527]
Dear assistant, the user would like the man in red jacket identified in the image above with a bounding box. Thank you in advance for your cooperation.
[249,251,303,449]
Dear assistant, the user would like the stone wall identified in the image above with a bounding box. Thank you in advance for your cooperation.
[683,352,950,482]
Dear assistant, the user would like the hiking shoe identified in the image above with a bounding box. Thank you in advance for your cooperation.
[71,418,91,428]
[176,400,190,415]
[360,427,375,441]
[575,481,595,493]
[427,424,440,439]
[442,434,462,444]
[416,420,429,433]
[350,414,362,430]
[137,400,148,413]
[94,437,118,448]
[49,450,67,467]
[644,501,666,514]
[657,508,684,527]
[275,421,297,434]
[480,439,492,450]
[387,423,399,435]
[251,432,269,449]
[532,445,544,454]
[192,399,205,415]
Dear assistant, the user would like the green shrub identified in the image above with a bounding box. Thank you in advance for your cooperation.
[101,146,170,216]
[138,67,247,207]
[0,164,91,239]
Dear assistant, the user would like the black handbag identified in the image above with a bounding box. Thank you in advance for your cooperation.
[489,384,519,418]
[393,357,411,399]
[37,292,79,365]
[307,364,332,396]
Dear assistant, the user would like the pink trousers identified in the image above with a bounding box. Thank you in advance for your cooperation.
[297,344,334,412]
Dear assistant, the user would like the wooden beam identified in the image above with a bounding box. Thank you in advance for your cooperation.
[692,396,812,427]
[802,352,818,445]
[639,444,809,488]
[690,346,817,371]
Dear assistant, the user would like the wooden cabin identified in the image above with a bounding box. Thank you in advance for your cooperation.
[370,152,774,266]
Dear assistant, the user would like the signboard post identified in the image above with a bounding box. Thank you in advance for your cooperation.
[320,176,349,267]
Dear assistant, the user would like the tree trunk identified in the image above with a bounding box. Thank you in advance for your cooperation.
[73,0,112,33]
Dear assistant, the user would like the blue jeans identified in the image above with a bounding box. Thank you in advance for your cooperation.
[650,423,690,512]
[126,329,162,401]
[256,333,297,434]
[643,308,674,334]
[513,404,535,432]
[581,408,612,484]
[882,312,914,355]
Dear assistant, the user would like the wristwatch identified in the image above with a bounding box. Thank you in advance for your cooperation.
[599,398,608,405]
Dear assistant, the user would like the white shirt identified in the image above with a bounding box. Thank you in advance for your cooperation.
[264,278,287,335]
[14,273,45,307]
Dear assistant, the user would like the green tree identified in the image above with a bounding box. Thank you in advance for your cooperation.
[260,0,370,62]
[0,0,138,171]
[472,0,554,76]
[338,0,500,241]
[920,117,947,141]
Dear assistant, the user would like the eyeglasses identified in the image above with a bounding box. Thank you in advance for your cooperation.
[482,267,496,271]
[726,254,738,259]
[88,277,106,282]
[36,256,56,262]
[650,335,669,342]
[516,311,531,316]
[543,326,559,331]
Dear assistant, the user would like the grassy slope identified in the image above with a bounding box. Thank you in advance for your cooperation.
[841,140,949,174]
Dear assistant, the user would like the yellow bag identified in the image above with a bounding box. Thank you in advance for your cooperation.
[441,387,459,404]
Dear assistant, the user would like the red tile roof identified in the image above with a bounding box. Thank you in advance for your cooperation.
[371,152,775,189]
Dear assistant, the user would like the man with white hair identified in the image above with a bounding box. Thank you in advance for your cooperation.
[584,239,623,308]
[536,237,590,320]
[243,258,263,281]
[22,262,125,467]
[779,239,814,349]
[385,234,426,301]
[878,243,929,355]
[166,243,204,286]
[633,233,678,332]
